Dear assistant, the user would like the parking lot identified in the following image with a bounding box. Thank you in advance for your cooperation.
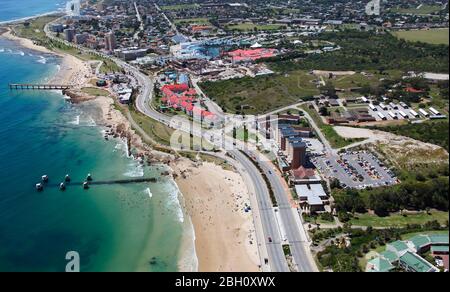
[312,151,398,189]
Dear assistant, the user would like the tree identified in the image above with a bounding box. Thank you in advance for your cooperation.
[319,106,329,116]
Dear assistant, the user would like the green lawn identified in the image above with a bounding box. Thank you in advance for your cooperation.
[130,107,213,150]
[393,29,449,45]
[226,23,285,31]
[81,87,110,96]
[200,70,319,115]
[229,127,258,142]
[350,211,449,228]
[130,108,175,146]
[13,15,61,42]
[390,4,444,15]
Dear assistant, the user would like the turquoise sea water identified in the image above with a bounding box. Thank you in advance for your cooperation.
[0,8,194,271]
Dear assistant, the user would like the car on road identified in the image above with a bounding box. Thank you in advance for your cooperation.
[268,237,273,243]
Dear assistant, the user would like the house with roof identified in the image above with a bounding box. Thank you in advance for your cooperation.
[228,48,278,64]
[399,252,439,272]
[366,257,395,272]
[288,166,321,185]
[367,233,448,272]
[387,240,410,256]
[160,82,216,123]
[294,184,328,213]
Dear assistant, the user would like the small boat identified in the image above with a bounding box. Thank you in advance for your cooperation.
[41,175,49,183]
[86,173,93,181]
[83,182,89,189]
[65,174,71,182]
[59,182,66,191]
[36,183,44,191]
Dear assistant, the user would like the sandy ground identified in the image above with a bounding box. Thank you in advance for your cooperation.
[173,159,261,272]
[334,126,377,139]
[334,126,449,169]
[313,70,356,76]
[335,126,446,151]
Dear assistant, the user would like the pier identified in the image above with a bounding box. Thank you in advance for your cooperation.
[9,83,73,90]
[38,177,158,191]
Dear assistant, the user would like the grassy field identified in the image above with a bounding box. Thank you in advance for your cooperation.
[81,87,110,96]
[130,107,213,150]
[161,4,199,10]
[198,153,234,171]
[390,4,444,15]
[226,23,285,31]
[129,108,174,146]
[200,70,319,114]
[12,15,61,41]
[350,211,449,228]
[330,71,395,89]
[300,104,363,148]
[393,29,449,45]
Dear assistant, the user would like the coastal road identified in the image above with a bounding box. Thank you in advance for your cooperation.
[231,150,290,272]
[43,17,303,272]
[256,157,317,272]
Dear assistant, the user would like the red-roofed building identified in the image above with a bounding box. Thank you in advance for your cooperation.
[190,25,213,35]
[405,87,424,93]
[160,82,216,122]
[288,166,320,186]
[228,48,278,63]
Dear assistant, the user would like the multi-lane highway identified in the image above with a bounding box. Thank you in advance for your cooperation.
[256,157,317,272]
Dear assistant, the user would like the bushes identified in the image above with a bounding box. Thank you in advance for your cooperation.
[369,121,449,151]
[315,220,447,272]
[268,31,449,73]
[333,168,449,216]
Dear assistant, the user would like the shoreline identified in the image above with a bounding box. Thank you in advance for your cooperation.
[1,26,261,272]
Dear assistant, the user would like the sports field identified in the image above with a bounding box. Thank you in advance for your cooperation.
[393,29,449,45]
[390,4,444,15]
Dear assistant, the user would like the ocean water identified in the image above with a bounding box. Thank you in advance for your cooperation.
[0,36,194,270]
[0,0,67,23]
